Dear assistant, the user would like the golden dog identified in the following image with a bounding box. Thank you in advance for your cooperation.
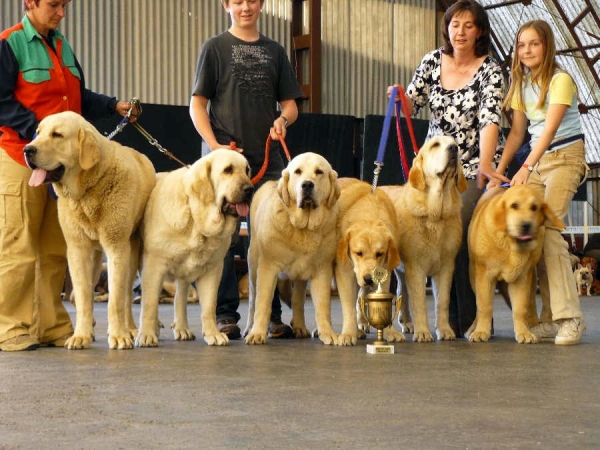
[136,149,253,346]
[380,135,467,342]
[244,152,341,345]
[335,178,402,345]
[24,111,156,349]
[467,185,564,343]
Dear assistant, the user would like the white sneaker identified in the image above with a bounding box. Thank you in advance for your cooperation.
[530,322,558,341]
[555,318,586,346]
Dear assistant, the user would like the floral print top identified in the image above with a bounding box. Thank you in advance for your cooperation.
[406,48,505,179]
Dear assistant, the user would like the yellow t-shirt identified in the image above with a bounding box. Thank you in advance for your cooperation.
[511,71,581,150]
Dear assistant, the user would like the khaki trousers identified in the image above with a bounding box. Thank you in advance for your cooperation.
[528,141,586,321]
[0,149,72,343]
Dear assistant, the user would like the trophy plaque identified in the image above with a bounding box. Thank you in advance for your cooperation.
[359,267,401,354]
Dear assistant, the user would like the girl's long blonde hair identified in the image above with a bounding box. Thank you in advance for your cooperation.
[502,20,562,111]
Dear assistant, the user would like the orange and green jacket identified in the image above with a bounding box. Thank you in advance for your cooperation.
[0,16,117,166]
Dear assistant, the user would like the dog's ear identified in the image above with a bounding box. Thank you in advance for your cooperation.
[187,158,215,204]
[408,155,426,191]
[457,167,468,193]
[336,230,351,265]
[386,238,401,271]
[493,198,507,231]
[277,169,291,207]
[78,128,100,170]
[326,169,341,207]
[541,202,566,229]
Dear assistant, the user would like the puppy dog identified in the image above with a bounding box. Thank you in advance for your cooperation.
[575,263,594,296]
[24,111,156,349]
[380,136,467,342]
[334,178,402,345]
[244,152,341,345]
[467,185,564,343]
[136,149,253,346]
[580,256,598,277]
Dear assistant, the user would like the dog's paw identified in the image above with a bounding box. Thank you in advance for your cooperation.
[516,331,539,344]
[413,331,435,342]
[318,331,338,346]
[245,332,268,345]
[172,327,196,341]
[204,332,229,346]
[436,326,456,341]
[135,332,159,347]
[292,326,311,338]
[337,333,357,346]
[467,330,491,342]
[65,334,93,350]
[108,334,134,350]
[384,327,406,343]
[399,320,414,334]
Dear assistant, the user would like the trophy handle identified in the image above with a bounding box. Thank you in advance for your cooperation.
[392,295,402,323]
[359,296,368,323]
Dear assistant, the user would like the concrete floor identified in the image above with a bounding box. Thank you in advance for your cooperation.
[1,294,599,450]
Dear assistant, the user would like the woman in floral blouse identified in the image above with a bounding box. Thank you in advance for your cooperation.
[389,0,508,337]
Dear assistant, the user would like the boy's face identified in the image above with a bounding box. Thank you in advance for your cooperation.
[224,0,263,29]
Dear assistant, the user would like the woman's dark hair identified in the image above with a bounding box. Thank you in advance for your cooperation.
[441,0,491,57]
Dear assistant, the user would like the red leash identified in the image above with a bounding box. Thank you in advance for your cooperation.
[251,134,292,185]
[394,86,419,181]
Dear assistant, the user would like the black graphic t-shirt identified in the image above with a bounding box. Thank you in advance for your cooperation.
[192,31,303,174]
[406,48,505,179]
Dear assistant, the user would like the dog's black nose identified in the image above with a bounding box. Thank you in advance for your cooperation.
[521,222,532,235]
[364,275,374,286]
[24,145,36,157]
[301,180,314,191]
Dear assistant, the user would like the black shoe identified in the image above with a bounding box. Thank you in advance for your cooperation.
[268,320,295,339]
[217,319,241,340]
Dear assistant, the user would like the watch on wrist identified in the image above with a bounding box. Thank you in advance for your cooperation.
[522,163,533,172]
[279,115,288,128]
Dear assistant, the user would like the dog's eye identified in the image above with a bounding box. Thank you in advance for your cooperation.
[51,132,63,138]
[294,168,302,175]
[376,252,384,258]
[223,165,233,174]
[355,251,363,257]
[530,204,539,212]
[315,169,323,175]
[510,202,519,210]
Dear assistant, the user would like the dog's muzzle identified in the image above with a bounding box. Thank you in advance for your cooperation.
[299,180,317,209]
[221,185,254,217]
[23,145,65,186]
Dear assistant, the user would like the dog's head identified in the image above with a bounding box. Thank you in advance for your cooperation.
[493,185,565,250]
[184,149,253,235]
[337,221,400,287]
[23,111,101,188]
[575,263,594,283]
[277,152,340,230]
[580,256,598,275]
[408,135,467,194]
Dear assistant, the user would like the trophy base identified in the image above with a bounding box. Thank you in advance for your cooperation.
[366,343,395,354]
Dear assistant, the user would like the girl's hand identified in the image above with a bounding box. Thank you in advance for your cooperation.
[510,167,531,186]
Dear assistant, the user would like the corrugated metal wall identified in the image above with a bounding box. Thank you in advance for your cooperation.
[322,0,436,117]
[0,0,435,115]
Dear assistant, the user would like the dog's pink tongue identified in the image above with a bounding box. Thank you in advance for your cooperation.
[235,203,249,217]
[28,168,48,187]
